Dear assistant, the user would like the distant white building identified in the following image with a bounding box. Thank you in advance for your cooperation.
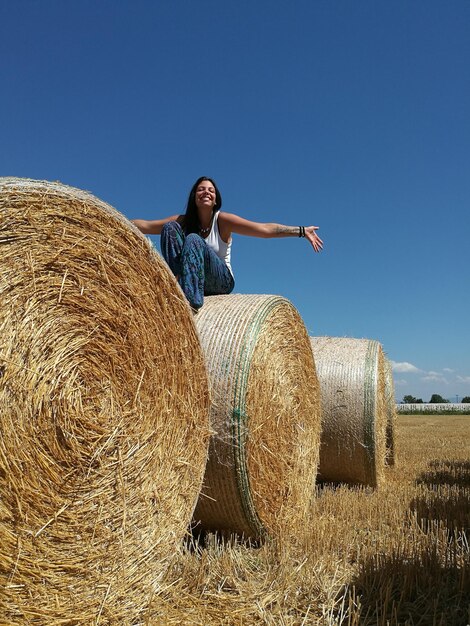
[396,403,468,412]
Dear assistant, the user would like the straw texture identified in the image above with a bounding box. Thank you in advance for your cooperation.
[0,178,211,624]
[193,294,321,539]
[310,337,387,487]
[384,357,397,466]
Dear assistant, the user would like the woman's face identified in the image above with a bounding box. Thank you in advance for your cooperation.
[195,180,217,212]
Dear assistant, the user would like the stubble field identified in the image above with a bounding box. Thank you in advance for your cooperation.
[149,414,470,625]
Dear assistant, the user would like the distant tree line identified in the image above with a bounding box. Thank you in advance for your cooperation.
[401,394,470,404]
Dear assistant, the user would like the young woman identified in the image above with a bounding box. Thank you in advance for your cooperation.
[132,176,323,311]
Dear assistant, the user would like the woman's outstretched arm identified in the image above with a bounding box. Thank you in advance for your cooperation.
[131,214,181,235]
[219,212,324,252]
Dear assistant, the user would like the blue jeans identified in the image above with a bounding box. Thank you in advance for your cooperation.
[161,221,234,310]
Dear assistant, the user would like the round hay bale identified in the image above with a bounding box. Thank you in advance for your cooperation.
[384,357,397,466]
[192,294,321,539]
[310,336,387,487]
[0,178,211,624]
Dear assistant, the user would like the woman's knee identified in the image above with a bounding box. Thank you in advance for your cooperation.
[185,232,202,244]
[184,232,205,253]
[161,221,182,237]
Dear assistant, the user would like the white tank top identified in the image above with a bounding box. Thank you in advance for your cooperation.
[205,211,233,277]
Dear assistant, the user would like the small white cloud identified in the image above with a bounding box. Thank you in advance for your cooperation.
[421,374,448,384]
[443,368,454,373]
[394,379,408,386]
[457,375,470,384]
[391,361,421,373]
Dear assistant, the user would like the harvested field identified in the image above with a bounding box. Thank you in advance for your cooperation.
[148,414,470,625]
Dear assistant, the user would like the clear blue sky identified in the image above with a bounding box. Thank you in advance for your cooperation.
[1,0,469,402]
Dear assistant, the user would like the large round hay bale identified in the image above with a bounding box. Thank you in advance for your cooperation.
[0,178,211,624]
[310,336,387,487]
[384,357,397,466]
[192,294,321,539]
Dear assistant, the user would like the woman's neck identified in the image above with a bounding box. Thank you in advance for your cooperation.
[198,208,215,233]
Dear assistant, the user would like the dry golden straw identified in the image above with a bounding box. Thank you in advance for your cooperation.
[193,294,321,539]
[384,357,397,466]
[310,336,387,487]
[0,177,211,624]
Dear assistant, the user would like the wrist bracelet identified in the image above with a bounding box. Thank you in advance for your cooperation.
[298,226,305,238]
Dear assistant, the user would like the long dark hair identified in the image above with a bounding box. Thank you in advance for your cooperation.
[181,176,222,234]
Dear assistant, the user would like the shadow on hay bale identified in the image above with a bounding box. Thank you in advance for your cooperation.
[0,178,211,624]
[310,336,388,488]
[384,357,397,466]
[192,294,321,540]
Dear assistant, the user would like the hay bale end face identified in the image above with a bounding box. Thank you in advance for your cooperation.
[0,178,211,624]
[310,336,387,487]
[193,294,321,539]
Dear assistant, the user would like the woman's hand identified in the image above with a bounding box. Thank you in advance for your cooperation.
[305,226,323,252]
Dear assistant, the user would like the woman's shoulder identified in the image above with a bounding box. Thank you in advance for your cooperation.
[217,211,239,224]
[216,211,234,242]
